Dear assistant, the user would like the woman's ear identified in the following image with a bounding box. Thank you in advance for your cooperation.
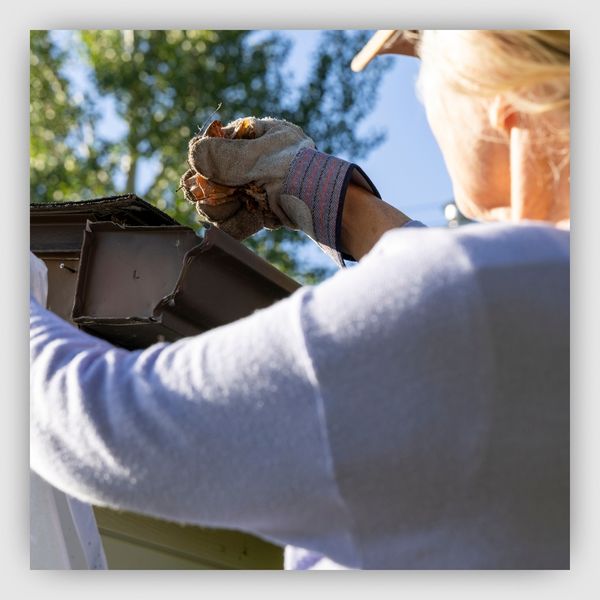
[488,96,519,136]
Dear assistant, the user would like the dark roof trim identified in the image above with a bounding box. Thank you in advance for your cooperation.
[30,194,179,224]
[30,195,180,253]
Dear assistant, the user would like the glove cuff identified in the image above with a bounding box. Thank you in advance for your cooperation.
[282,148,381,268]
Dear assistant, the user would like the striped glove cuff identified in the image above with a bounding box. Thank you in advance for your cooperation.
[282,148,382,268]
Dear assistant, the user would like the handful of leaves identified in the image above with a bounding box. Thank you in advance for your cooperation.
[180,118,275,240]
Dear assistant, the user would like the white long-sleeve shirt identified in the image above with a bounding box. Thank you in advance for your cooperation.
[30,222,570,569]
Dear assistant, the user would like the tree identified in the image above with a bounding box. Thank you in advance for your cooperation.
[30,31,113,202]
[30,30,391,283]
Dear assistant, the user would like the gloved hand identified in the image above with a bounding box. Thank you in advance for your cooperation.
[30,251,48,307]
[182,116,382,267]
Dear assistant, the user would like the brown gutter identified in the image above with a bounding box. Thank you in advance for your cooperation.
[31,196,301,349]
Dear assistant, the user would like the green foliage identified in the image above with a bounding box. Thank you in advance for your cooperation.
[30,31,112,201]
[30,30,391,283]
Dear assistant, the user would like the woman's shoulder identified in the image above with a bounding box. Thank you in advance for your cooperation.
[306,220,569,338]
[366,221,569,272]
[312,220,570,325]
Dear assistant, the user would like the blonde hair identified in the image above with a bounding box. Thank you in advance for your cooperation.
[417,30,570,136]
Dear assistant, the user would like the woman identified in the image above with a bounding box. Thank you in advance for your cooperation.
[30,30,570,569]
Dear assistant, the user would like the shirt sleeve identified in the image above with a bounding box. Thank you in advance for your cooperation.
[30,288,359,566]
[29,226,468,570]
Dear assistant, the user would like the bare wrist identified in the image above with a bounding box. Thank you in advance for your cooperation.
[340,184,411,260]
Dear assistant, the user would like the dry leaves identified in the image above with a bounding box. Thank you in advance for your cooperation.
[179,119,272,240]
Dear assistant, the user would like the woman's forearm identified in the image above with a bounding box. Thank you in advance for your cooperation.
[340,183,412,260]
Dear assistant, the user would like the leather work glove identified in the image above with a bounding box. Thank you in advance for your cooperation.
[181,116,382,267]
